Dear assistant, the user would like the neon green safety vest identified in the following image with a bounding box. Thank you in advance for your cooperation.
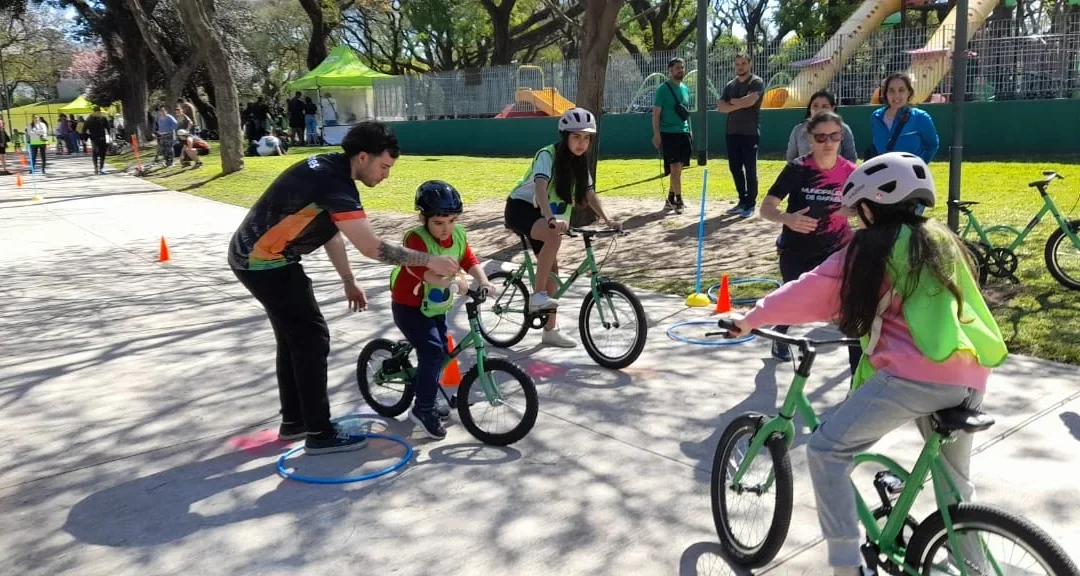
[511,144,574,222]
[851,223,1008,389]
[29,125,46,146]
[389,224,467,317]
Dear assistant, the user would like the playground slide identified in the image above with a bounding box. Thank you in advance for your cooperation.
[764,0,903,109]
[515,88,575,116]
[901,0,1001,103]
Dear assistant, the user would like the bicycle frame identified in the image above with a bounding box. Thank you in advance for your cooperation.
[962,184,1080,252]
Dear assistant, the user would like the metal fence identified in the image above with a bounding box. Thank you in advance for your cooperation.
[373,12,1080,120]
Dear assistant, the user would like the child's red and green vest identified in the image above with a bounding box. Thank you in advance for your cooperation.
[389,224,467,317]
[851,224,1008,389]
[512,144,574,221]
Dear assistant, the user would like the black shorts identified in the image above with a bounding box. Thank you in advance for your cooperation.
[660,131,693,172]
[504,198,545,255]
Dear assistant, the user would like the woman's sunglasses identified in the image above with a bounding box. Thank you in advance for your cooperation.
[812,131,843,143]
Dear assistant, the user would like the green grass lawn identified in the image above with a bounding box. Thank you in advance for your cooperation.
[108,147,1080,365]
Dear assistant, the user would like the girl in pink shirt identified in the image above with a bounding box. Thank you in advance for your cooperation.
[726,152,1006,576]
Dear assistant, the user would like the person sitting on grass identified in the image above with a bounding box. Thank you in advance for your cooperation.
[175,129,209,168]
[390,180,496,440]
[502,107,620,349]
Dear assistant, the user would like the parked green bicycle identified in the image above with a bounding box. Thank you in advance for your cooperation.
[710,319,1077,575]
[957,171,1079,290]
[356,288,538,446]
[477,226,648,369]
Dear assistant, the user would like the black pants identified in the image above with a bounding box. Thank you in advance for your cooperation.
[726,134,759,208]
[233,264,334,436]
[90,138,106,172]
[776,248,862,375]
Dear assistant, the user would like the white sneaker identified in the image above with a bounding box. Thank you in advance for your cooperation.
[530,291,559,311]
[542,328,577,348]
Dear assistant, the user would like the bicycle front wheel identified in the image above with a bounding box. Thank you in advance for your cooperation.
[356,338,415,417]
[478,271,531,348]
[579,281,648,369]
[711,413,794,568]
[904,503,1079,576]
[1044,220,1080,290]
[457,358,538,446]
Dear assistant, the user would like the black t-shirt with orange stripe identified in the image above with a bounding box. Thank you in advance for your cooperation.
[228,153,366,270]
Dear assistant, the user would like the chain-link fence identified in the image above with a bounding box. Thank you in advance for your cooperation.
[373,12,1080,120]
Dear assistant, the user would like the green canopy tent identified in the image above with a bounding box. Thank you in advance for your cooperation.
[58,95,121,116]
[289,45,392,143]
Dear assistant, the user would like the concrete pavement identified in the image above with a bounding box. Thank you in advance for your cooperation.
[1,155,1078,575]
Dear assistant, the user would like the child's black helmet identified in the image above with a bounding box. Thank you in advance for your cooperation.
[415,180,463,216]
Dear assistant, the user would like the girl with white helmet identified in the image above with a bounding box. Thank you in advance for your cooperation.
[503,107,621,348]
[724,152,1007,576]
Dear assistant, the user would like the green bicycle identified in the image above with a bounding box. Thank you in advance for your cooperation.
[710,319,1078,575]
[957,171,1080,290]
[356,288,538,446]
[478,226,648,369]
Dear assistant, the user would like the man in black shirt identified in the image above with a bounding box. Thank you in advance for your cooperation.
[230,121,460,455]
[717,53,765,218]
[287,92,306,145]
[84,106,111,175]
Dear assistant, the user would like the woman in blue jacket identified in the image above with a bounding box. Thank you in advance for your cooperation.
[869,73,939,163]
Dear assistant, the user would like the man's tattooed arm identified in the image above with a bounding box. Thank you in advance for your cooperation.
[376,241,431,267]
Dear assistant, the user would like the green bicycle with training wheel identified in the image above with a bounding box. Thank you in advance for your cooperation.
[710,319,1077,575]
[356,287,538,446]
[478,226,648,369]
[957,171,1079,290]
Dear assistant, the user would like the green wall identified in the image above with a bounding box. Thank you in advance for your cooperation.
[388,99,1080,159]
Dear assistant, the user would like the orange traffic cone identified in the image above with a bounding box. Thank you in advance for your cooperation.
[714,274,731,314]
[15,173,22,187]
[440,333,462,387]
[19,155,28,167]
[158,236,171,262]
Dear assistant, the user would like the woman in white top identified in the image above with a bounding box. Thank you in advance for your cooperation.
[785,90,857,163]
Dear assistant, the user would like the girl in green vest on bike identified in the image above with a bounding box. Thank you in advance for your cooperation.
[391,180,495,440]
[503,107,620,348]
[724,152,1007,576]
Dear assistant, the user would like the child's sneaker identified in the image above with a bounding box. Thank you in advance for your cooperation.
[410,407,447,440]
[664,193,677,212]
[304,425,368,455]
[529,291,559,311]
[278,421,306,441]
[542,328,578,348]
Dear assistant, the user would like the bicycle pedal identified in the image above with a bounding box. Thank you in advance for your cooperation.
[874,471,905,500]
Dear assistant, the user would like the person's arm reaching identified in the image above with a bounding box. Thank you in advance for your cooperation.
[324,232,368,311]
[334,217,459,276]
[724,250,846,336]
[585,188,620,229]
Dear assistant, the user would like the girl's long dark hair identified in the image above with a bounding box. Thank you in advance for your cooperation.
[804,89,838,119]
[838,202,972,338]
[552,131,590,206]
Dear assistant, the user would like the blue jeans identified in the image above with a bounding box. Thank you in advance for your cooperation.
[391,302,448,412]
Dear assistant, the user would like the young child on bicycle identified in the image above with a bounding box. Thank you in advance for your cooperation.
[725,152,1007,576]
[391,180,495,440]
[503,107,620,348]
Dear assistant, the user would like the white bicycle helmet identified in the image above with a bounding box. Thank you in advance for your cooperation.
[841,152,937,209]
[558,107,597,134]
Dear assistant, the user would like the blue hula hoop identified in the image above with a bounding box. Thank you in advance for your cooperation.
[666,320,755,346]
[707,277,782,305]
[277,433,414,485]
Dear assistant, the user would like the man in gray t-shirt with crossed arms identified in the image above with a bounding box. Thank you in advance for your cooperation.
[716,53,765,218]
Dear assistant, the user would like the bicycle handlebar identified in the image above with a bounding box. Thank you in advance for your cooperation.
[714,318,860,350]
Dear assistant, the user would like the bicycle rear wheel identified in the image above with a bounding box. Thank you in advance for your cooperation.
[904,503,1078,575]
[477,271,531,348]
[356,338,415,417]
[711,413,794,568]
[457,358,538,446]
[579,281,648,369]
[1044,220,1080,290]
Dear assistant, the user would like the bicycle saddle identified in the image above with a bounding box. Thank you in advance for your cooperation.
[948,200,980,209]
[932,406,995,434]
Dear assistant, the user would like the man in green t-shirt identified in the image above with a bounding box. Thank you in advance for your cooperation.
[652,57,692,215]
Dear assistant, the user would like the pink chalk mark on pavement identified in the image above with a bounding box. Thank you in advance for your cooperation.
[524,359,569,379]
[227,429,289,454]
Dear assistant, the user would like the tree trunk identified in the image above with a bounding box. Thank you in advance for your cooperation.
[298,0,332,70]
[177,0,243,174]
[571,0,625,227]
[116,10,149,143]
